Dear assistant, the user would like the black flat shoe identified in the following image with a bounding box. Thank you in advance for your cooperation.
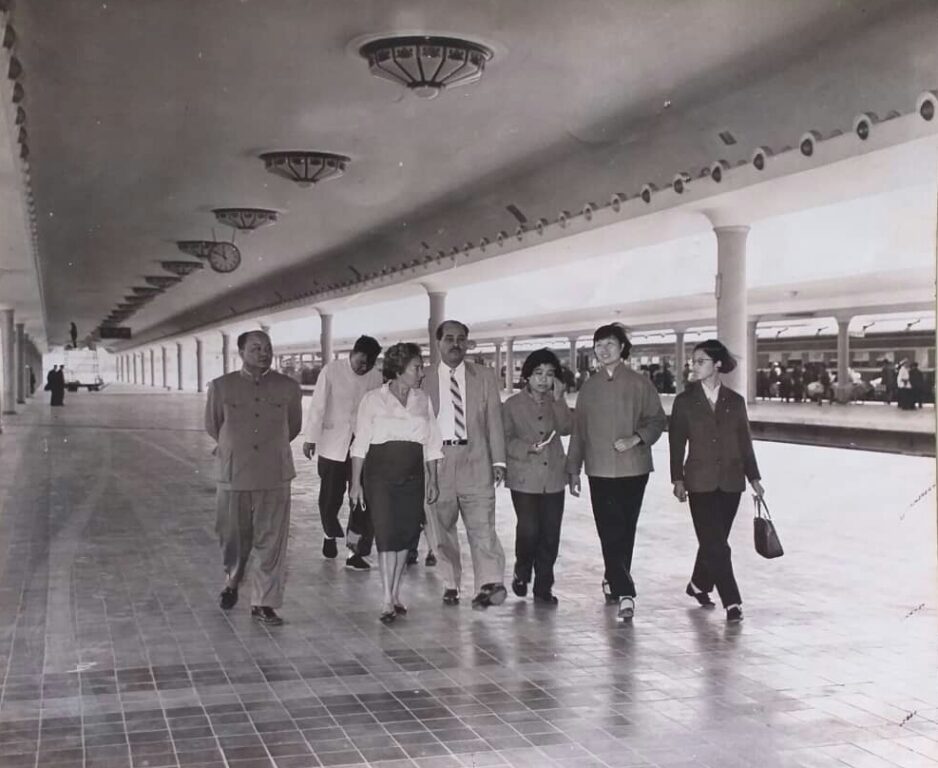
[726,606,743,623]
[393,603,407,615]
[379,610,396,625]
[686,582,715,607]
[511,578,528,598]
[322,538,337,559]
[219,586,238,610]
[405,550,418,566]
[533,592,558,605]
[442,589,459,606]
[251,606,283,626]
[425,551,437,567]
[602,580,618,605]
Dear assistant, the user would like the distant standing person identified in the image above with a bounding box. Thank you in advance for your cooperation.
[896,359,915,411]
[669,340,764,623]
[47,365,65,407]
[502,349,572,604]
[302,336,383,570]
[205,331,302,626]
[566,324,667,621]
[908,362,925,409]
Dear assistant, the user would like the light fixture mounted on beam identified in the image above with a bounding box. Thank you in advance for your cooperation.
[212,207,279,232]
[177,240,215,259]
[359,35,493,99]
[259,151,350,187]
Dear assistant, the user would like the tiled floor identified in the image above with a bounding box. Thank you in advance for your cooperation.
[0,385,935,768]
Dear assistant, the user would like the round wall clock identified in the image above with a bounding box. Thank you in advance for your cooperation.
[208,242,241,273]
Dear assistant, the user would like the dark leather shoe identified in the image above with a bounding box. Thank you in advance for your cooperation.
[393,603,407,615]
[602,580,618,605]
[345,554,371,571]
[219,586,238,610]
[686,582,715,607]
[442,589,459,606]
[251,606,283,626]
[405,549,418,566]
[425,551,437,567]
[472,583,507,609]
[379,610,396,625]
[726,606,743,623]
[322,538,337,559]
[533,592,558,605]
[511,578,528,597]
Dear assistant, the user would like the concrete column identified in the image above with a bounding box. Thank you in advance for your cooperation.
[674,329,686,394]
[221,333,230,375]
[836,316,852,398]
[504,338,514,394]
[117,355,122,382]
[161,347,168,389]
[426,291,446,367]
[1,309,13,414]
[568,335,578,372]
[15,323,25,404]
[494,342,502,383]
[195,338,204,393]
[746,320,758,404]
[319,314,334,370]
[149,349,155,387]
[133,353,139,384]
[714,225,749,396]
[176,343,183,391]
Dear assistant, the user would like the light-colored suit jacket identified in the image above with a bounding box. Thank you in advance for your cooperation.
[423,361,506,487]
[205,369,303,490]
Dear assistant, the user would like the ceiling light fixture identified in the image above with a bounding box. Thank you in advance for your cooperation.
[259,151,350,187]
[212,207,279,231]
[145,275,182,290]
[359,35,493,99]
[161,260,204,277]
[177,240,215,259]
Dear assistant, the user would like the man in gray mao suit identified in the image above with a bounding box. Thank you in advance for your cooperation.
[205,331,302,626]
[423,320,508,608]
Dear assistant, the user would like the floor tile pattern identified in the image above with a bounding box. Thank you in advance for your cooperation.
[0,387,934,768]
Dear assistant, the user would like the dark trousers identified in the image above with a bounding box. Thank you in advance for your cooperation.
[688,490,742,608]
[511,490,564,596]
[318,455,373,556]
[587,474,649,598]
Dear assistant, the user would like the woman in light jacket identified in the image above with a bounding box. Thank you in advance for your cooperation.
[503,349,573,604]
[668,340,764,623]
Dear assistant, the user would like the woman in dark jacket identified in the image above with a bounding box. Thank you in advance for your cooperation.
[502,349,573,604]
[668,340,765,622]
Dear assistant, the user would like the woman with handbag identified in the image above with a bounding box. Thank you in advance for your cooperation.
[668,340,764,623]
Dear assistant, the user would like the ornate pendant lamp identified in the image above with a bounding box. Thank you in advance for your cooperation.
[161,260,204,276]
[176,240,216,259]
[259,151,350,187]
[145,275,182,290]
[359,35,493,99]
[212,207,278,231]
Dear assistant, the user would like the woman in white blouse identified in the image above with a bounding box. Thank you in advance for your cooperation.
[350,343,442,624]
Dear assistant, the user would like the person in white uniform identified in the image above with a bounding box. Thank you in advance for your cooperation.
[302,336,382,569]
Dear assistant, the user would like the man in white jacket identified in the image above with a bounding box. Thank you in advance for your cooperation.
[303,336,382,569]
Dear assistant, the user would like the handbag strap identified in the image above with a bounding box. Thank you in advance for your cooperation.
[753,494,772,520]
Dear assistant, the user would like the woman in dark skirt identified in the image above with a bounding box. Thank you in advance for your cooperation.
[668,340,765,623]
[350,343,442,624]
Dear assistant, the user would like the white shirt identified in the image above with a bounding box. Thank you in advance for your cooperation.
[702,380,721,407]
[304,358,382,461]
[350,385,444,462]
[436,361,468,442]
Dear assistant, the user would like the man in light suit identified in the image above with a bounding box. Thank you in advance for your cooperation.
[423,320,508,608]
[205,331,302,626]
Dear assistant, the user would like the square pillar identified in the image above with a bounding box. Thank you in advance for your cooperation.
[176,343,184,391]
[674,330,686,394]
[319,314,334,369]
[714,225,749,396]
[1,309,15,414]
[15,323,25,404]
[195,338,204,393]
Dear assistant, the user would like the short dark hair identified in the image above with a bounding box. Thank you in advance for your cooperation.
[237,330,270,351]
[521,348,562,380]
[382,343,422,380]
[592,324,632,359]
[693,339,737,373]
[352,335,382,365]
[435,320,470,341]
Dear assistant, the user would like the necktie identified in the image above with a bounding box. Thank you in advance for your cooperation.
[450,370,466,440]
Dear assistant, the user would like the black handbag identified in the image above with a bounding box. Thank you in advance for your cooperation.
[753,495,784,559]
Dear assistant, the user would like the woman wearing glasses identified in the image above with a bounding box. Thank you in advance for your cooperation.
[668,340,765,623]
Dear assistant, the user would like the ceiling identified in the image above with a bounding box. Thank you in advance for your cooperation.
[9,0,938,349]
